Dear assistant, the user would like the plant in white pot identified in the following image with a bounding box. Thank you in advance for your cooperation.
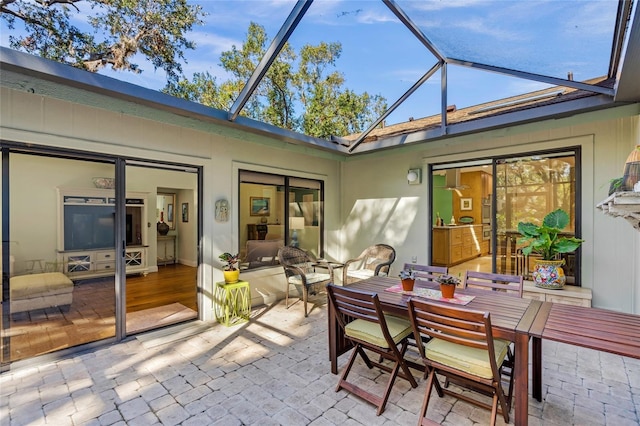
[219,252,240,283]
[517,209,584,289]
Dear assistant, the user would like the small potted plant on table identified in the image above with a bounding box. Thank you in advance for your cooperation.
[517,209,584,289]
[436,274,461,298]
[399,268,416,291]
[219,252,240,283]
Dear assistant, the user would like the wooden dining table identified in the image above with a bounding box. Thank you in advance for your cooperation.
[327,276,544,425]
[529,301,640,401]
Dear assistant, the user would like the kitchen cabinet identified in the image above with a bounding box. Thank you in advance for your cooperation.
[432,225,482,267]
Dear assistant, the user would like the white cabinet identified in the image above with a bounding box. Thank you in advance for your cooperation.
[60,247,147,279]
[157,235,176,265]
[57,187,149,279]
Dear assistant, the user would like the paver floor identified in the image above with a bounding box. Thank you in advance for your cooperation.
[1,299,639,425]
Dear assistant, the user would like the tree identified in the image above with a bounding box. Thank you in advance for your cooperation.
[163,22,387,139]
[1,0,204,83]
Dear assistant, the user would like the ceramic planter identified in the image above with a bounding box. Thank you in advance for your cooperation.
[224,269,240,284]
[401,278,415,291]
[440,283,456,298]
[532,259,565,289]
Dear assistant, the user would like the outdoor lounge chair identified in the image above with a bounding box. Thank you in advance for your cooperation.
[278,246,333,317]
[342,244,396,285]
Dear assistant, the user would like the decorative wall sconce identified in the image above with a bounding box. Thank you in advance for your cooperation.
[407,168,422,185]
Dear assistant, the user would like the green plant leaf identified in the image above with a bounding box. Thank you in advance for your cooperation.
[542,209,569,230]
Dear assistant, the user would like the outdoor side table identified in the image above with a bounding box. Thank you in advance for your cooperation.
[215,280,250,326]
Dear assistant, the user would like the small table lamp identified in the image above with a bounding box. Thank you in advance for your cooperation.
[290,217,305,247]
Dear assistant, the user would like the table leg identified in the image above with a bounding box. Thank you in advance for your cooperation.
[514,332,529,425]
[532,336,542,401]
[328,296,338,374]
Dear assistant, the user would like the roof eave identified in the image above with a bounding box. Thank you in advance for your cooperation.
[0,47,348,155]
[350,95,623,154]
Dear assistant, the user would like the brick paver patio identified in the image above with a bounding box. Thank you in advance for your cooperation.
[1,299,639,425]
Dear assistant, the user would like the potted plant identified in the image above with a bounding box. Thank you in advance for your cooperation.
[435,274,461,298]
[219,252,240,283]
[399,268,416,291]
[517,208,584,289]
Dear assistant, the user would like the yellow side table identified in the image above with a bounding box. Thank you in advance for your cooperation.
[215,280,250,326]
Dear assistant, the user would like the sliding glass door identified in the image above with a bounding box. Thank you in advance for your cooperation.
[431,149,580,285]
[2,151,117,364]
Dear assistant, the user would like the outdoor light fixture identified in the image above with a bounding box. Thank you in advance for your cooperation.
[290,217,305,247]
[407,168,422,185]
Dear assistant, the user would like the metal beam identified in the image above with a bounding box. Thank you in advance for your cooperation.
[383,0,447,61]
[441,63,447,135]
[228,0,312,121]
[447,58,615,97]
[614,2,640,102]
[348,61,442,153]
[609,0,634,78]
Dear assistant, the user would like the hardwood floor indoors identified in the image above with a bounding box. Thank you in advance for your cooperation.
[1,264,197,363]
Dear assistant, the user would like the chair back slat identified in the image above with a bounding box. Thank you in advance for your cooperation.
[463,270,523,297]
[403,263,448,284]
[407,299,497,367]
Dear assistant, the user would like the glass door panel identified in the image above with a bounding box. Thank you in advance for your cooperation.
[2,153,116,363]
[124,164,198,335]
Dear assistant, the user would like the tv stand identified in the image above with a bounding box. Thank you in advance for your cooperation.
[57,187,149,279]
[60,246,148,279]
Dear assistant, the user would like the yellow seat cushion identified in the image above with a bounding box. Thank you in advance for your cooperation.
[345,314,413,348]
[425,337,510,379]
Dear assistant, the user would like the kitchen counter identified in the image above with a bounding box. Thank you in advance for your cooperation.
[432,224,487,267]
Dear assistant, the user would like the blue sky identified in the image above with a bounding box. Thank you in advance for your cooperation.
[1,0,620,127]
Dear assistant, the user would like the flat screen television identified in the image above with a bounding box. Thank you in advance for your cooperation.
[64,205,135,251]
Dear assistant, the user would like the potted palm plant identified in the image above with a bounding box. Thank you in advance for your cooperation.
[435,274,461,298]
[517,209,584,289]
[219,252,240,283]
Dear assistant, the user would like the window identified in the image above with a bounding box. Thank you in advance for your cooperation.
[239,171,323,270]
[431,149,580,285]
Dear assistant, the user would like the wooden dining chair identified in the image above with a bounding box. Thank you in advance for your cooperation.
[404,263,448,284]
[326,283,418,415]
[407,298,513,426]
[463,270,524,297]
[463,270,523,402]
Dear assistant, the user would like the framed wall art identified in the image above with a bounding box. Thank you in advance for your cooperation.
[250,197,270,216]
[460,197,473,211]
[182,203,189,222]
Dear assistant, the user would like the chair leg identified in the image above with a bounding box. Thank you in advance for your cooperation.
[285,281,290,309]
[303,285,309,317]
[419,369,437,422]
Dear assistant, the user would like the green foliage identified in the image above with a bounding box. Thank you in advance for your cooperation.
[164,22,388,139]
[218,252,239,271]
[517,209,584,260]
[1,0,204,83]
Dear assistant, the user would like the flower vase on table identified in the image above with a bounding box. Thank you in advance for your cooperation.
[440,283,456,298]
[399,268,416,291]
[435,274,461,299]
[157,211,170,235]
[401,278,415,292]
